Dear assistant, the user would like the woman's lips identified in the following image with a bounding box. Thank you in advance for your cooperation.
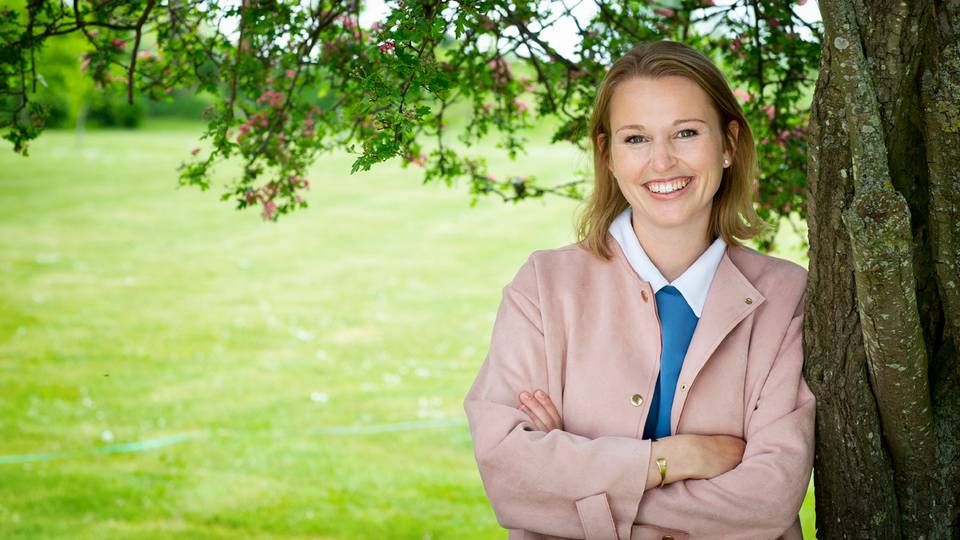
[643,176,694,199]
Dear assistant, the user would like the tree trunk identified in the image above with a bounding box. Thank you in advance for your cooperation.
[806,0,960,537]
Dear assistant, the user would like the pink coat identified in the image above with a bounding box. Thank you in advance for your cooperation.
[463,235,815,540]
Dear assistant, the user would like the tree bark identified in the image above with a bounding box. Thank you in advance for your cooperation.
[806,0,960,537]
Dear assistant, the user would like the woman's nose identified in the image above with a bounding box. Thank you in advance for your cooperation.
[650,139,677,171]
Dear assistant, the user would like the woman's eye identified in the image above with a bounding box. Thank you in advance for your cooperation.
[677,129,699,138]
[625,135,647,144]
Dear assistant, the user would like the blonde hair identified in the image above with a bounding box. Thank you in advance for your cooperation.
[576,40,767,259]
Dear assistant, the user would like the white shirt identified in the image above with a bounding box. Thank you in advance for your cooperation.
[608,207,726,318]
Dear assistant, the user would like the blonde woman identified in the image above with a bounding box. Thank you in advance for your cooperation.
[464,41,814,540]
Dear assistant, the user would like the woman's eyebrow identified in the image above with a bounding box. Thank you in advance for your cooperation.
[615,118,707,133]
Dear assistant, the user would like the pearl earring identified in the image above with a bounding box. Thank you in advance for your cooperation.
[723,159,730,167]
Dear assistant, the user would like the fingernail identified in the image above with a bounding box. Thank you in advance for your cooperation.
[535,390,545,398]
[520,392,530,400]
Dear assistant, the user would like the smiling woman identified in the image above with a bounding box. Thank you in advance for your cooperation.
[464,41,814,540]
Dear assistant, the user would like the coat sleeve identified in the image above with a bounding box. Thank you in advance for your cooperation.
[634,303,815,539]
[464,256,652,540]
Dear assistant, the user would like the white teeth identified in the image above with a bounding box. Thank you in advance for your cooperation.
[647,177,691,194]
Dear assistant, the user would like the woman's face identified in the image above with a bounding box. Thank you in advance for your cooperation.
[605,76,736,237]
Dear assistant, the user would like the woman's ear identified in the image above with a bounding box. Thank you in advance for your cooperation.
[724,120,740,162]
[597,133,612,173]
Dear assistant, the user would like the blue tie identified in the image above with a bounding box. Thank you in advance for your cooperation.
[643,286,699,440]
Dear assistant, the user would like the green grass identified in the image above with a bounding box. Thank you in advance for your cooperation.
[0,122,814,538]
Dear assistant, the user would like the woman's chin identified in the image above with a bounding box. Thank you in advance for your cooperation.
[637,213,696,231]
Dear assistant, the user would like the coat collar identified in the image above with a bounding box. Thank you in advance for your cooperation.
[608,207,727,318]
[671,249,765,432]
[606,233,765,433]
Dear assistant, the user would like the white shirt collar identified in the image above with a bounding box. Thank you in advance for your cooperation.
[608,207,726,318]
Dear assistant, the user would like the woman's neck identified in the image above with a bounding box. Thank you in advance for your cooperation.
[632,217,712,283]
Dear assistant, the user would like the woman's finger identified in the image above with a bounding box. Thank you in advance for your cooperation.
[533,389,562,427]
[519,404,548,431]
[519,392,553,430]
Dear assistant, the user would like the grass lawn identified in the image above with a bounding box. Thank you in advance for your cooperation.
[0,122,814,538]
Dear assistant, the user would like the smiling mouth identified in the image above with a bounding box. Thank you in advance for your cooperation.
[644,176,693,194]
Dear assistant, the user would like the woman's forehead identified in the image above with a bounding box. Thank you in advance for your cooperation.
[609,76,718,128]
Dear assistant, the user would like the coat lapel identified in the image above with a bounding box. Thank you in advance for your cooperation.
[670,247,764,432]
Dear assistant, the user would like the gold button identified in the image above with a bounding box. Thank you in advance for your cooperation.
[631,393,644,406]
[662,536,674,540]
[745,297,753,304]
[641,290,648,302]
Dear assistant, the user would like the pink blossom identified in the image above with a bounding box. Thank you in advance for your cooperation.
[244,190,259,205]
[775,129,792,149]
[136,50,155,60]
[768,18,780,29]
[111,37,126,49]
[410,153,427,167]
[485,174,496,182]
[653,7,675,17]
[488,57,511,86]
[730,37,743,51]
[285,69,296,79]
[370,22,384,32]
[379,40,396,54]
[763,104,776,120]
[80,53,91,73]
[733,88,753,102]
[479,16,496,31]
[289,176,310,189]
[261,199,277,221]
[302,127,315,137]
[257,90,285,108]
[797,0,808,5]
[513,100,528,113]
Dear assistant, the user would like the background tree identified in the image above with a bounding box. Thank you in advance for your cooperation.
[2,0,816,247]
[805,0,960,536]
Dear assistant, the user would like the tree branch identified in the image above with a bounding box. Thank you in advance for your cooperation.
[127,0,158,104]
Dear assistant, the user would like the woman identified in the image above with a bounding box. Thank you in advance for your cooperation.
[463,41,815,540]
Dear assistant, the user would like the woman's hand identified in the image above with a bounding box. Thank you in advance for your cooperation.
[687,434,746,479]
[646,433,746,489]
[518,389,562,431]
